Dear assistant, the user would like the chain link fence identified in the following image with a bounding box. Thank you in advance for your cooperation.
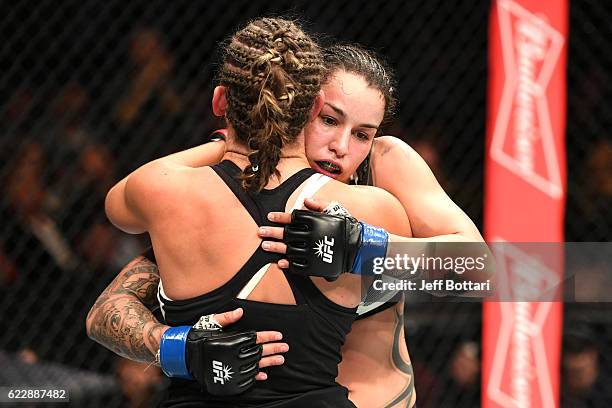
[0,0,609,406]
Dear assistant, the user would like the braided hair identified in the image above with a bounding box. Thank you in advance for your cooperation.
[218,18,324,191]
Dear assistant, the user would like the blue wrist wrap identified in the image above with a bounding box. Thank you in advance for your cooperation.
[351,222,389,275]
[159,326,193,380]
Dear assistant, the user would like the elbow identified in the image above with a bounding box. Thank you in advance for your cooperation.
[104,179,146,234]
[104,184,122,228]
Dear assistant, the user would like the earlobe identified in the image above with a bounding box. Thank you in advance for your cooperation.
[212,86,228,116]
[309,91,324,121]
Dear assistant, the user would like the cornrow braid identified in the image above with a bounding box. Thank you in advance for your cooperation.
[322,43,398,134]
[218,18,323,191]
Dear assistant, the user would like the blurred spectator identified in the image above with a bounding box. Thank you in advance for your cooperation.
[420,340,481,408]
[0,248,18,287]
[586,140,612,198]
[385,122,452,191]
[412,139,443,179]
[17,348,39,364]
[40,82,130,272]
[109,27,187,170]
[114,358,165,408]
[449,341,480,389]
[76,220,145,273]
[47,82,115,196]
[568,139,612,241]
[561,324,612,407]
[4,142,77,271]
[114,28,182,126]
[0,142,79,362]
[0,86,38,167]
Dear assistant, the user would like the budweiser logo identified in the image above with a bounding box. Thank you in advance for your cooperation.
[490,0,565,198]
[487,240,562,408]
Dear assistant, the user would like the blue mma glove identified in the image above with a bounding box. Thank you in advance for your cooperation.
[283,202,389,281]
[159,314,261,396]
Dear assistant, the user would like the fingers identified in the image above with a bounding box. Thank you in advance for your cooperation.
[259,354,285,369]
[267,212,292,224]
[261,240,287,254]
[256,340,289,381]
[277,259,289,269]
[303,197,329,212]
[212,308,243,327]
[261,342,289,357]
[257,226,285,240]
[255,330,283,344]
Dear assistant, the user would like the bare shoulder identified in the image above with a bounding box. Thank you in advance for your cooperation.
[126,160,209,213]
[372,135,418,163]
[370,135,438,193]
[316,179,411,236]
[132,159,206,192]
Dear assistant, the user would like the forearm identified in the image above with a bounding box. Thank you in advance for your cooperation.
[87,295,168,363]
[381,234,494,293]
[86,256,168,363]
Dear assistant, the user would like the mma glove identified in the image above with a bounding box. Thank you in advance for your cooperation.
[159,314,261,396]
[283,202,389,281]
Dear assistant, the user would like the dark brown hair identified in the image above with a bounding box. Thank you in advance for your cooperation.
[218,18,324,191]
[322,44,398,185]
[322,43,397,134]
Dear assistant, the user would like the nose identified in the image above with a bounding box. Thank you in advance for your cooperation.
[328,129,350,158]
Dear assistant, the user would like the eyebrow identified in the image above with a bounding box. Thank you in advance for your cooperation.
[324,102,379,130]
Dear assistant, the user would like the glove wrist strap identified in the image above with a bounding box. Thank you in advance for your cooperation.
[352,223,389,275]
[159,326,194,380]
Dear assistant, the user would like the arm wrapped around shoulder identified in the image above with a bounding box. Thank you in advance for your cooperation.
[284,207,389,281]
[159,315,261,396]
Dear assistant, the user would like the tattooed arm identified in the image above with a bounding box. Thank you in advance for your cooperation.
[86,254,165,364]
[86,252,289,375]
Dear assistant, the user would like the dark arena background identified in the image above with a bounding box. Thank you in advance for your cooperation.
[0,0,610,406]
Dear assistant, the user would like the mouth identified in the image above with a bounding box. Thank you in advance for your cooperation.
[314,160,343,177]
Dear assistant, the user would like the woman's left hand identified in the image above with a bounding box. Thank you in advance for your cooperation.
[258,198,332,268]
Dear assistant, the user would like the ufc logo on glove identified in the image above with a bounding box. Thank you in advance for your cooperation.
[212,360,233,384]
[314,236,335,263]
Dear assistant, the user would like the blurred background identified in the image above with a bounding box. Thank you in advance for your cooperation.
[0,0,610,406]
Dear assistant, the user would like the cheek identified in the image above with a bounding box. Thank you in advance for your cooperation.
[341,142,373,180]
[304,123,331,156]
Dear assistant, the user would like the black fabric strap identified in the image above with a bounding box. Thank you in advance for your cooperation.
[211,161,263,225]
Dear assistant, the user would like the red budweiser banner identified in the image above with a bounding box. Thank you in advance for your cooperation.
[484,0,567,407]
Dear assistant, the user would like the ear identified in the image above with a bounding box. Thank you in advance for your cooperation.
[212,86,228,116]
[309,90,324,121]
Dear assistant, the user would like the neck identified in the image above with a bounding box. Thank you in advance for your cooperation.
[224,131,308,165]
[223,139,309,187]
[223,149,309,168]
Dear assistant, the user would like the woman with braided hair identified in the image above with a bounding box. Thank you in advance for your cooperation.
[103,18,411,407]
[91,38,485,406]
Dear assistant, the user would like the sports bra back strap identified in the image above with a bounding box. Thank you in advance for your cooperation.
[211,161,263,224]
[289,173,332,211]
[236,263,272,299]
